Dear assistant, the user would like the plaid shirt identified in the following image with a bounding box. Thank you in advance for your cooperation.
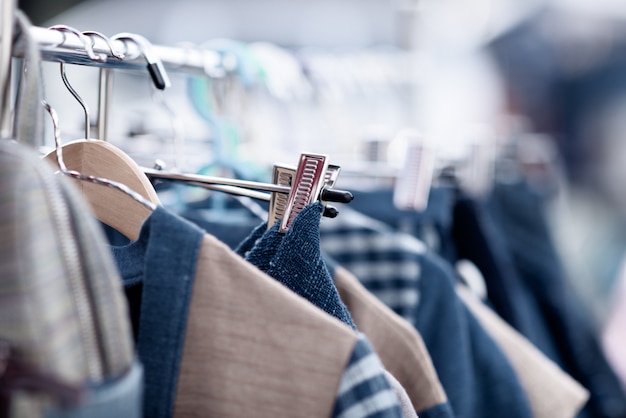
[320,209,425,325]
[334,334,405,418]
[320,208,534,418]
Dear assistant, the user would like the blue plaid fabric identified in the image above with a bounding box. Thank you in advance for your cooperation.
[334,334,405,418]
[320,210,425,326]
[320,208,533,418]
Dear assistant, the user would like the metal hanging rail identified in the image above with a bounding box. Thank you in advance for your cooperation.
[11,25,232,76]
[0,0,17,138]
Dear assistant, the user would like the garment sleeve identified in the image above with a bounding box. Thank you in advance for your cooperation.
[333,334,404,418]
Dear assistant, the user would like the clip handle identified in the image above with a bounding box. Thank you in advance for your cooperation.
[321,189,353,204]
[323,206,339,218]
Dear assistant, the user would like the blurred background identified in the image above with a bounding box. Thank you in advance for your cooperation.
[14,0,626,337]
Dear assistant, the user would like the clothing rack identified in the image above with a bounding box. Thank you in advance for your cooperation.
[13,26,228,76]
[3,17,354,213]
[6,22,231,141]
[0,0,17,138]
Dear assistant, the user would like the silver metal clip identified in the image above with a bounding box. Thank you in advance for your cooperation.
[269,161,349,229]
[393,134,435,212]
[268,163,295,230]
[323,164,341,190]
[279,153,329,234]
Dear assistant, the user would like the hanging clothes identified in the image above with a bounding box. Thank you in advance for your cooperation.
[234,202,406,417]
[108,205,404,417]
[111,207,202,417]
[173,198,450,417]
[179,195,264,250]
[342,187,457,261]
[0,141,142,418]
[331,263,455,418]
[236,202,357,329]
[319,207,533,418]
[487,179,626,418]
[602,256,626,393]
[342,179,626,418]
[346,185,562,363]
[450,192,563,362]
[456,284,589,418]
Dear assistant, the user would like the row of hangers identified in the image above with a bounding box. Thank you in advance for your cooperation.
[10,17,506,236]
[8,21,355,241]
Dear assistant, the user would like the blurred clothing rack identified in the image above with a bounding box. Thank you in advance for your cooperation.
[0,0,17,138]
[11,26,231,76]
[8,23,235,141]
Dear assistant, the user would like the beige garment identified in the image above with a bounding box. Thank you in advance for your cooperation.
[1,141,135,417]
[385,371,419,418]
[174,234,359,418]
[334,266,447,412]
[456,285,590,418]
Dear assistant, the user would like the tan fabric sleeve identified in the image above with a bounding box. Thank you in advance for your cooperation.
[457,285,590,418]
[174,235,359,418]
[335,266,448,411]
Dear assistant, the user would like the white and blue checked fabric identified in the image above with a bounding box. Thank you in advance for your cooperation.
[334,334,405,418]
[320,208,427,326]
[320,207,536,418]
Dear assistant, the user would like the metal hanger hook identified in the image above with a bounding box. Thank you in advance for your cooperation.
[60,62,90,140]
[42,100,157,211]
[110,33,171,90]
[151,88,185,169]
[81,30,125,60]
[47,25,107,62]
[41,100,67,172]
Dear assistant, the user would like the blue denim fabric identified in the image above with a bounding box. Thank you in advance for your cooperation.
[178,193,264,250]
[235,202,357,330]
[320,209,533,418]
[347,188,567,371]
[418,252,532,418]
[487,180,626,418]
[181,210,258,250]
[45,361,143,418]
[348,186,558,360]
[110,207,204,418]
[450,194,563,364]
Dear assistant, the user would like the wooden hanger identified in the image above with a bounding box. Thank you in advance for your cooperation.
[42,60,159,242]
[43,138,159,242]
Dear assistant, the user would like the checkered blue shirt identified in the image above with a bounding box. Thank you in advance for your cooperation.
[320,208,427,326]
[334,334,406,418]
[320,207,538,418]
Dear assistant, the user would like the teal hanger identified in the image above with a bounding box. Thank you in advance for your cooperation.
[187,38,264,180]
[186,39,264,214]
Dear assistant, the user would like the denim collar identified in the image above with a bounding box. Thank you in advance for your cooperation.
[111,206,204,418]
